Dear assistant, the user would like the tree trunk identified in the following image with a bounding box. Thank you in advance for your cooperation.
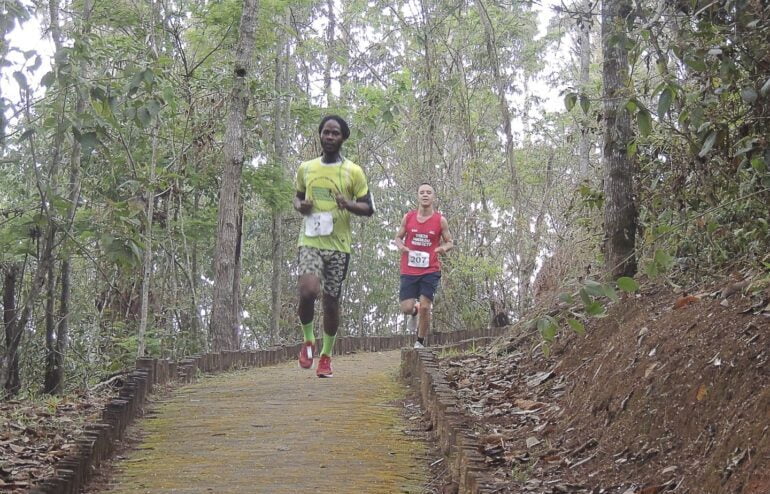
[517,152,554,312]
[43,261,60,394]
[578,0,592,178]
[2,264,21,396]
[231,205,243,348]
[418,0,437,175]
[601,0,637,279]
[210,0,260,351]
[190,193,203,348]
[137,129,157,356]
[269,27,288,344]
[54,256,70,390]
[324,0,335,104]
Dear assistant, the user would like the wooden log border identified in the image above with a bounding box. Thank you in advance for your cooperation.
[29,328,507,493]
[401,332,510,494]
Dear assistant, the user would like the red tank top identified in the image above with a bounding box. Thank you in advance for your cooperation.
[400,210,443,275]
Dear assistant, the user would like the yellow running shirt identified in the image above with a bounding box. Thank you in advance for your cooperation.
[295,157,370,254]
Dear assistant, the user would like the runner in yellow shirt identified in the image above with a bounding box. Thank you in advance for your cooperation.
[294,115,374,377]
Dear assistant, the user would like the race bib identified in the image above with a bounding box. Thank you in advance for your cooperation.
[305,212,333,237]
[407,250,430,268]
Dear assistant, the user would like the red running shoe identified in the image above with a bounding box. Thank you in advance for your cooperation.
[298,341,314,369]
[316,355,333,378]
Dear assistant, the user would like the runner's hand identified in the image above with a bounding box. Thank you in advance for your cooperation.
[435,246,446,255]
[335,194,352,210]
[296,199,313,215]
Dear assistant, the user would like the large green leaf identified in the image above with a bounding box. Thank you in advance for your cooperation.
[583,279,605,297]
[579,288,592,307]
[657,87,673,117]
[654,249,674,270]
[616,276,639,292]
[684,55,707,71]
[537,316,558,342]
[564,92,577,111]
[579,94,590,114]
[698,130,718,157]
[567,318,585,335]
[637,109,652,137]
[602,284,619,302]
[585,301,606,317]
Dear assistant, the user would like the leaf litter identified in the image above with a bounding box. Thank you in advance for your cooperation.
[437,285,770,493]
[1,391,117,492]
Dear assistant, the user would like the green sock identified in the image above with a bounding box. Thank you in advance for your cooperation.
[321,332,336,357]
[302,322,315,343]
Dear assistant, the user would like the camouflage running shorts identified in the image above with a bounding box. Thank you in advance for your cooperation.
[298,246,351,298]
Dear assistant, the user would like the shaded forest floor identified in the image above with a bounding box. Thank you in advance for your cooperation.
[0,390,117,491]
[439,282,769,493]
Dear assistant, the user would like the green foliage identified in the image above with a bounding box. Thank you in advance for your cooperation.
[244,164,293,213]
[616,276,639,292]
[630,1,770,278]
[530,275,641,351]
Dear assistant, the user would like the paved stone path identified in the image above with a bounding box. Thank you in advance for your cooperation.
[104,350,428,493]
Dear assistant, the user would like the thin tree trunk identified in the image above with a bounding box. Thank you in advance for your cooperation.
[43,261,59,393]
[578,0,592,178]
[180,70,204,351]
[137,130,158,356]
[210,0,260,351]
[190,193,203,347]
[517,153,554,312]
[601,0,637,278]
[418,0,437,175]
[231,205,243,348]
[269,24,288,344]
[324,0,335,104]
[54,255,70,388]
[2,264,21,396]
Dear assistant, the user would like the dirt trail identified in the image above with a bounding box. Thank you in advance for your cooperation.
[103,350,427,494]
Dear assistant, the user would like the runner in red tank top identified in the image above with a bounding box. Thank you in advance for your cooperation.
[394,183,454,348]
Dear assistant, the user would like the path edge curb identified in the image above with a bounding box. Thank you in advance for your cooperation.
[401,331,508,494]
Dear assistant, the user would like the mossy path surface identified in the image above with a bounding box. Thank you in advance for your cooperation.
[104,350,428,493]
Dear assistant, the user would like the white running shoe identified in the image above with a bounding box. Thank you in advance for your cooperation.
[413,341,425,349]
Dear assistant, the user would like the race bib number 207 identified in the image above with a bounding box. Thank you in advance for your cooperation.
[407,250,430,268]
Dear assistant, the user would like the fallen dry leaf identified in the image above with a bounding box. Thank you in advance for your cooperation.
[514,398,544,410]
[696,384,708,401]
[481,434,504,445]
[673,295,699,309]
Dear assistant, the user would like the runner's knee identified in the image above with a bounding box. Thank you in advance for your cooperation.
[298,276,321,300]
[400,300,416,314]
